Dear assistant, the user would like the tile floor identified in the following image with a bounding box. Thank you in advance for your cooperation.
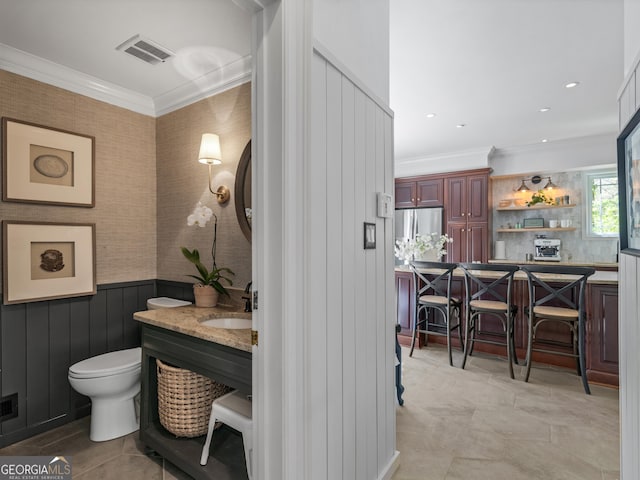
[0,417,191,479]
[393,345,620,480]
[0,345,620,480]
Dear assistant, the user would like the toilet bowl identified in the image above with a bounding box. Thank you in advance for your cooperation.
[69,297,190,441]
[68,347,142,442]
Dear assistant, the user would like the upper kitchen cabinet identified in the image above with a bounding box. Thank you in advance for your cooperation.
[395,178,444,208]
[445,171,489,223]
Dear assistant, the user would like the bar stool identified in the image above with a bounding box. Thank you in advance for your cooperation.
[459,263,519,379]
[200,390,253,479]
[409,261,462,366]
[520,265,595,394]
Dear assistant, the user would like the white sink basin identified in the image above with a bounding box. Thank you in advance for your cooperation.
[199,317,252,329]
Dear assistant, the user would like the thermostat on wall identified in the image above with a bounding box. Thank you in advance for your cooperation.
[377,192,393,218]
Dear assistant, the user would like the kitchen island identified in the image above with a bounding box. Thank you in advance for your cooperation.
[134,305,252,480]
[395,264,619,386]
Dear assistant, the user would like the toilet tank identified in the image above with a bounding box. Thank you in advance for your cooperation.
[146,297,192,310]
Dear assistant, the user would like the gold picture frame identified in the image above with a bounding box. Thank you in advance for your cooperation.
[3,221,96,304]
[2,118,95,207]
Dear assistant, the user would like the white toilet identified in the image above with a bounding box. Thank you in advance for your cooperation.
[68,297,191,441]
[68,347,142,442]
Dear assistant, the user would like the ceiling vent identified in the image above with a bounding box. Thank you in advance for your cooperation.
[116,35,174,65]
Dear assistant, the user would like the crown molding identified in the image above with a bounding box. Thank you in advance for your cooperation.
[0,43,253,117]
[0,43,155,116]
[395,146,494,177]
[154,55,252,116]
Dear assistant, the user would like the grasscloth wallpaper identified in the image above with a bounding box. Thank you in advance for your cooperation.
[0,70,157,288]
[156,82,251,289]
[0,70,251,294]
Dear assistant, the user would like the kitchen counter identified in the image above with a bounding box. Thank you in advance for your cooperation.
[488,259,618,269]
[133,305,252,352]
[395,265,618,285]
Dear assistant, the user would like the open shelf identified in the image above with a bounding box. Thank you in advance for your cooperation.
[496,203,576,211]
[496,227,577,233]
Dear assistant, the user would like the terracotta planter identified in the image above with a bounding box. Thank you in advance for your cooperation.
[193,285,219,307]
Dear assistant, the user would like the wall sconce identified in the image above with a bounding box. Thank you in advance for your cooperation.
[515,175,557,192]
[198,133,230,204]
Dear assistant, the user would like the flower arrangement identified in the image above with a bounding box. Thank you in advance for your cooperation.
[181,202,234,297]
[394,233,452,264]
[526,190,555,207]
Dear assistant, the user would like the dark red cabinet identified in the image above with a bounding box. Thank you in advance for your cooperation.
[395,178,444,208]
[588,284,619,385]
[444,171,490,263]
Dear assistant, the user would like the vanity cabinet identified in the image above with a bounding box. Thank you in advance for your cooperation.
[139,324,252,480]
[395,178,444,208]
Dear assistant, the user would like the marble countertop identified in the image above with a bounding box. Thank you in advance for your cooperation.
[133,304,252,353]
[395,265,618,285]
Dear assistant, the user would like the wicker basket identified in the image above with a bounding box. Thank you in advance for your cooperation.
[156,359,232,437]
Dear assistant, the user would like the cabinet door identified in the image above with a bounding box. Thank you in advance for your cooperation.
[395,271,415,336]
[445,176,467,222]
[395,180,416,208]
[446,222,467,263]
[588,284,619,384]
[416,179,444,207]
[467,222,488,263]
[467,174,489,222]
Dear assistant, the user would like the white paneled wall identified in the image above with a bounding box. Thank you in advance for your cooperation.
[619,253,640,480]
[308,49,397,480]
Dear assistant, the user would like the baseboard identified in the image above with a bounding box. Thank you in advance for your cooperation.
[378,450,400,480]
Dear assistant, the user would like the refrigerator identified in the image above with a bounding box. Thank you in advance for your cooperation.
[394,207,444,265]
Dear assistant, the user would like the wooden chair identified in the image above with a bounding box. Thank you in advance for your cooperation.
[520,265,596,394]
[459,263,520,378]
[409,261,462,366]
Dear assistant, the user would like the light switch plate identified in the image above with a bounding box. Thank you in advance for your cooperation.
[377,192,393,218]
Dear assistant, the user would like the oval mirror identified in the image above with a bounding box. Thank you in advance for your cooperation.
[234,140,252,243]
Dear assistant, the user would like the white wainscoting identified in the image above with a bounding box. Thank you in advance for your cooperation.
[619,252,640,480]
[308,48,397,480]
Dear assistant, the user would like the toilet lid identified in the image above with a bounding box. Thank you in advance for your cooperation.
[69,347,141,379]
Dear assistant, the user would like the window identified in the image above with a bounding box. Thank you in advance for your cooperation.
[585,171,619,237]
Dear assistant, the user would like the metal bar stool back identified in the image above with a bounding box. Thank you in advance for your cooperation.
[520,265,595,394]
[459,263,520,379]
[409,261,462,366]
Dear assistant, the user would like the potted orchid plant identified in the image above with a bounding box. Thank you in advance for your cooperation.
[181,203,234,307]
[394,232,452,264]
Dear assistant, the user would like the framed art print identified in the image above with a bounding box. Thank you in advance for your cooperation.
[2,118,95,207]
[618,107,640,256]
[3,221,96,304]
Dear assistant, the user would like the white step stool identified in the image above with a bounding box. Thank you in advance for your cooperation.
[200,390,253,479]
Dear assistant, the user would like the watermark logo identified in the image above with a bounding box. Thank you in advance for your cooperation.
[0,456,71,480]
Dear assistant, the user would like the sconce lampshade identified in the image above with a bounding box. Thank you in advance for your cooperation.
[198,133,222,165]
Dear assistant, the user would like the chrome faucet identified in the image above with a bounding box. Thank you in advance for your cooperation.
[242,282,252,312]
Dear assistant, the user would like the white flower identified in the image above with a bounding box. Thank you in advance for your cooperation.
[394,233,453,263]
[187,202,213,227]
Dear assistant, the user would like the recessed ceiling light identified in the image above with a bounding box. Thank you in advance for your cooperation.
[456,124,466,128]
[542,139,548,143]
[539,107,551,112]
[565,81,580,88]
[426,113,436,118]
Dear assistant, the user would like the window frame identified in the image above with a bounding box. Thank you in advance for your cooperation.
[583,169,619,239]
